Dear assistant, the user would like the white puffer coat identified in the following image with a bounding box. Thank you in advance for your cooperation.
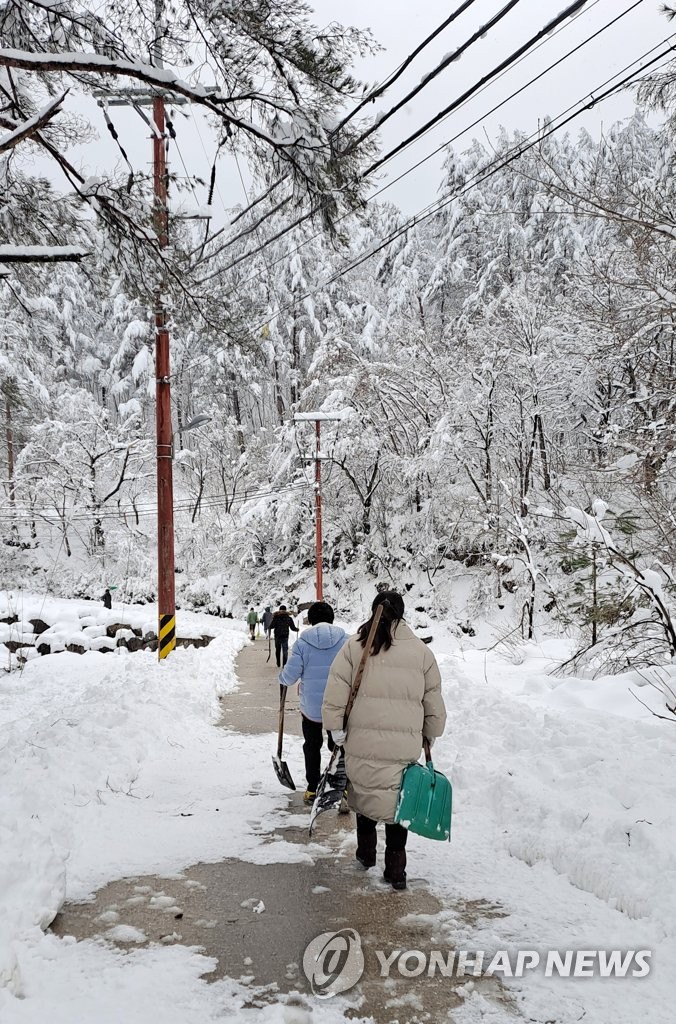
[322,621,446,823]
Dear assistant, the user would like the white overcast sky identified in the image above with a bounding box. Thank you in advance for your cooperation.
[37,0,673,219]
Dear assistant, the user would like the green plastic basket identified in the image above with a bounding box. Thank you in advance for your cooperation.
[394,756,452,841]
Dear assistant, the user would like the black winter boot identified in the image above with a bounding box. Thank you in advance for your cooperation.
[355,819,377,869]
[383,849,407,890]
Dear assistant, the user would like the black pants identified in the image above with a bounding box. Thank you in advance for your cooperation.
[301,715,335,791]
[274,636,289,666]
[356,814,408,852]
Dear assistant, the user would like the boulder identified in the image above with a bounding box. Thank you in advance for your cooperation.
[127,636,144,652]
[5,640,32,654]
[37,642,51,656]
[29,618,50,635]
[106,622,134,639]
[191,634,214,649]
[66,643,85,655]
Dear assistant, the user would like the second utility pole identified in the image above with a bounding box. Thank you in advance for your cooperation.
[294,412,342,601]
[314,418,323,601]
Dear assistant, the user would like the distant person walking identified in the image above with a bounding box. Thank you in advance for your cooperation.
[323,591,446,891]
[271,604,298,668]
[280,602,347,803]
[102,588,112,610]
[262,606,274,639]
[246,607,259,641]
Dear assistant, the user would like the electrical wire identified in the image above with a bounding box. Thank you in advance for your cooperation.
[191,0,632,288]
[193,0,485,250]
[0,481,310,526]
[220,0,618,295]
[0,478,308,518]
[334,0,482,133]
[347,0,527,153]
[180,33,676,378]
[366,0,628,175]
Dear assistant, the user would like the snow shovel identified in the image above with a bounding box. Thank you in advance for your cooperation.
[272,684,296,790]
[309,745,347,834]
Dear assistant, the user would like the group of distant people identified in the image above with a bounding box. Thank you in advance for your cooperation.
[246,604,298,666]
[246,592,446,891]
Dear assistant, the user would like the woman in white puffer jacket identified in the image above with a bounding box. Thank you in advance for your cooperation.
[322,591,446,890]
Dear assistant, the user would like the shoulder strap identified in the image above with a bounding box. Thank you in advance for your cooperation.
[343,603,383,729]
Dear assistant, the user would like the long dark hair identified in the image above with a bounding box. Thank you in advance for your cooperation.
[357,591,405,655]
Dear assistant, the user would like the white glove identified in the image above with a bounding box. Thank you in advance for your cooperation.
[331,729,346,746]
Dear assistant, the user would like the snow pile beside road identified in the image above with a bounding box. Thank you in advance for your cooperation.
[422,638,676,1024]
[439,642,676,930]
[0,613,244,993]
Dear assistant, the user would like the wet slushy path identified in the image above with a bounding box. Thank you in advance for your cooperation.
[51,638,511,1022]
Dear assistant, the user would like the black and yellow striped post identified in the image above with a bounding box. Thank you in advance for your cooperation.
[159,612,176,660]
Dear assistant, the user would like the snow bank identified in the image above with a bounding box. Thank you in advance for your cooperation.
[441,642,676,928]
[423,636,676,1024]
[0,605,247,995]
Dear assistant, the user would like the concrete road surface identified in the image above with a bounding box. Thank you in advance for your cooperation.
[52,639,509,1021]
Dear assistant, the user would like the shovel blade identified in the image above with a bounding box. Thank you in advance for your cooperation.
[272,754,296,791]
[309,747,347,834]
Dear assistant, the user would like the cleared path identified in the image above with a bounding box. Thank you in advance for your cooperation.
[52,639,509,1021]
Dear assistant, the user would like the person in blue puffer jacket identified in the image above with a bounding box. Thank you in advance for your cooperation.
[279,601,347,803]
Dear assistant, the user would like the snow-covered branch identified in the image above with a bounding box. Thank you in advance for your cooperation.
[0,48,314,152]
[0,244,89,263]
[0,89,68,153]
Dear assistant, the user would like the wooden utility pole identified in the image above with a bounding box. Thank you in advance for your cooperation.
[314,418,323,600]
[150,0,176,659]
[95,62,214,658]
[294,412,342,601]
[152,92,176,660]
[96,2,179,658]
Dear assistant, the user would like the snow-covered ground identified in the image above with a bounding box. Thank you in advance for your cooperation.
[1,595,674,1022]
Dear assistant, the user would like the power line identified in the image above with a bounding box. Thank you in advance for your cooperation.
[334,0,482,133]
[179,33,676,378]
[366,0,620,175]
[193,0,485,253]
[191,0,624,289]
[308,42,676,298]
[190,0,528,273]
[0,481,310,525]
[222,0,615,295]
[348,0,526,153]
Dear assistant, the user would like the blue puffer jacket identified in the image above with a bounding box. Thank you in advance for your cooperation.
[279,623,347,722]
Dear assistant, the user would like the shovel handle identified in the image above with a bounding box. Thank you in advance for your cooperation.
[277,684,286,758]
[423,737,432,764]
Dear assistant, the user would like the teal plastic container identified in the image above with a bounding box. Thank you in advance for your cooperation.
[394,756,452,841]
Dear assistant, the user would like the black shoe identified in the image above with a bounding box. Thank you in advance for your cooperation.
[355,825,377,869]
[383,870,407,890]
[383,849,407,890]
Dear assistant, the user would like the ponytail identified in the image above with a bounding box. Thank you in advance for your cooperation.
[357,591,405,655]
